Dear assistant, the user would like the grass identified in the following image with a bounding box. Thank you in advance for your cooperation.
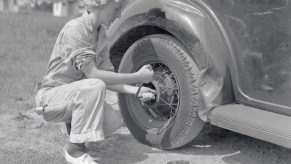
[0,12,70,164]
[0,12,69,114]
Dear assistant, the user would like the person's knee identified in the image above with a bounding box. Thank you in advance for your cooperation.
[87,79,106,91]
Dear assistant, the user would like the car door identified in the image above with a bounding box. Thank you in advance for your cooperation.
[204,0,291,115]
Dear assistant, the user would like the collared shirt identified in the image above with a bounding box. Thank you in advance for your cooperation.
[41,12,114,88]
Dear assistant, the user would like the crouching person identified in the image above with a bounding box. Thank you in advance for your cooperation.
[35,0,156,163]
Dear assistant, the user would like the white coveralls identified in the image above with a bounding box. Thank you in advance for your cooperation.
[35,11,121,143]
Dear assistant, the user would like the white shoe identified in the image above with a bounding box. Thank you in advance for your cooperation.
[65,150,98,164]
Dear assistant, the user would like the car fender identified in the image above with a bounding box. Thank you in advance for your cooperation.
[107,0,234,121]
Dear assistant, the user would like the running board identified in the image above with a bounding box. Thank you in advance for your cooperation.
[209,104,291,149]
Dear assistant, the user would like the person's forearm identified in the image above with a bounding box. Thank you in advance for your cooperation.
[85,66,139,85]
[107,84,138,95]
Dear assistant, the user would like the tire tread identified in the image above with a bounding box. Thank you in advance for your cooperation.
[118,34,204,149]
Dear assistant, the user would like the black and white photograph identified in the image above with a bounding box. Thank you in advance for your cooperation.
[0,0,290,163]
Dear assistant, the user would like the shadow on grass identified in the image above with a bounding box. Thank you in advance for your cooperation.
[3,111,291,164]
[83,124,291,164]
[163,124,291,164]
[87,133,151,164]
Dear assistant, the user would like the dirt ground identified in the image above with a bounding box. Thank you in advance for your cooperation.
[1,91,291,164]
[0,12,290,164]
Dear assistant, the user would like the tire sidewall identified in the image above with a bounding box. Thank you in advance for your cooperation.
[118,34,204,149]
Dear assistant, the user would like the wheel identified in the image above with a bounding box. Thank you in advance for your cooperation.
[118,34,204,149]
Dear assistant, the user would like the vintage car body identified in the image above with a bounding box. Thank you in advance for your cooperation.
[105,0,291,149]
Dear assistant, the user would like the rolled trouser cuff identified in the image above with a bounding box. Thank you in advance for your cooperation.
[70,131,105,143]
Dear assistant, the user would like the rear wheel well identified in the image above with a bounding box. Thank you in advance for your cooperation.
[110,25,172,71]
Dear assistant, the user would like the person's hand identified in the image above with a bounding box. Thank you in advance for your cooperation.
[137,86,156,102]
[136,65,154,83]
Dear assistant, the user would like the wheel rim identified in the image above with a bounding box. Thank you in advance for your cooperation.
[132,62,180,129]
